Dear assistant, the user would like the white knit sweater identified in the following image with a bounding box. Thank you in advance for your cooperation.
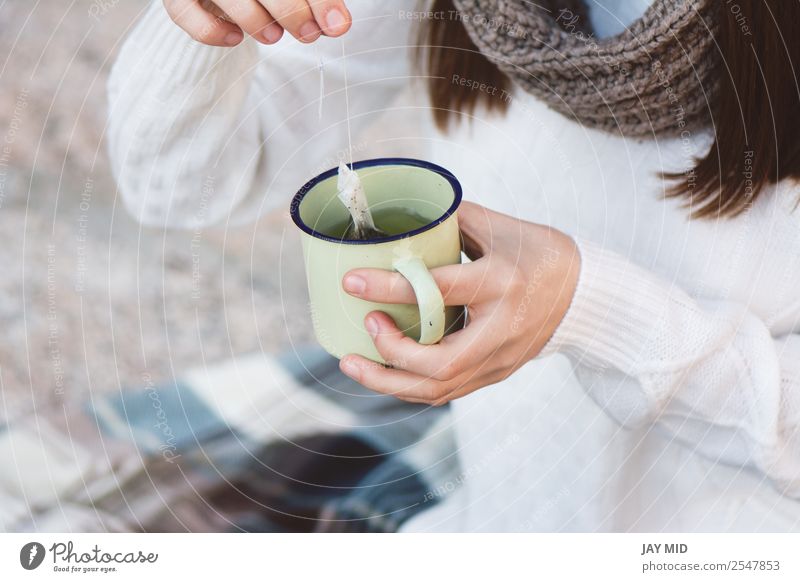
[107,1,800,531]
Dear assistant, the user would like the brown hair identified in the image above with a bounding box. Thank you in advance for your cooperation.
[416,0,510,130]
[418,0,800,218]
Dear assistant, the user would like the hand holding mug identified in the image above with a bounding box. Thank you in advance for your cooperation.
[163,0,352,47]
[339,202,581,406]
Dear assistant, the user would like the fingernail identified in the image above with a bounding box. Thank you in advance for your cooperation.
[365,316,379,338]
[299,20,321,42]
[343,274,366,296]
[224,31,243,46]
[340,357,360,378]
[325,9,347,34]
[262,23,283,44]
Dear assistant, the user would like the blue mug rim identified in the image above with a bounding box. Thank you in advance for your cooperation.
[290,157,463,245]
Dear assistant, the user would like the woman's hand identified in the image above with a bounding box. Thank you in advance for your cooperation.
[163,0,351,47]
[339,201,581,406]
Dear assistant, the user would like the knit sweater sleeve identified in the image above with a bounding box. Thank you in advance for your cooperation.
[106,1,415,228]
[540,238,800,497]
[106,1,263,228]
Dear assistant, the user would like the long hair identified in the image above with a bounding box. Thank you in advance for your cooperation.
[418,0,800,219]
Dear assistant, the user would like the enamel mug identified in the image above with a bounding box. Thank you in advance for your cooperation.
[290,158,464,363]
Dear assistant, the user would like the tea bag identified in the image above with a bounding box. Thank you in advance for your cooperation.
[336,162,387,240]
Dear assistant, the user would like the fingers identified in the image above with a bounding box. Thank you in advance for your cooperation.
[214,0,279,43]
[258,0,320,42]
[343,260,491,306]
[166,0,351,46]
[363,311,495,382]
[339,345,491,405]
[165,0,245,46]
[307,0,351,36]
[338,355,439,405]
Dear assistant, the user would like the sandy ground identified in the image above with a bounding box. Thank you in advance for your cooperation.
[0,0,314,424]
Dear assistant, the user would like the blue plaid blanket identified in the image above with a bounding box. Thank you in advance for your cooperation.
[1,347,458,532]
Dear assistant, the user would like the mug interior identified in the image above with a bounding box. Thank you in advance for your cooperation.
[291,158,462,244]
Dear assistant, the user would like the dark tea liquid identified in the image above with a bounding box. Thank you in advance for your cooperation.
[326,206,432,240]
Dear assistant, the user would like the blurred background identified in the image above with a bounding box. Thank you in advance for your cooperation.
[0,0,314,426]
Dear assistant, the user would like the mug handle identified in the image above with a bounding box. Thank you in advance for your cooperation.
[392,256,445,345]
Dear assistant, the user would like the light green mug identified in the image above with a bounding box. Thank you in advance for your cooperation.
[291,158,464,363]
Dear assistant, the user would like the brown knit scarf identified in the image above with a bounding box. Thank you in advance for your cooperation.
[451,0,719,137]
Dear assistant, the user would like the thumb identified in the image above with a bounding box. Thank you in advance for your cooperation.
[456,201,494,259]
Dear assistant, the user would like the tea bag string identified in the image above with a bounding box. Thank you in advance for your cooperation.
[335,39,385,240]
[341,38,354,168]
[315,44,324,121]
[315,41,353,166]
